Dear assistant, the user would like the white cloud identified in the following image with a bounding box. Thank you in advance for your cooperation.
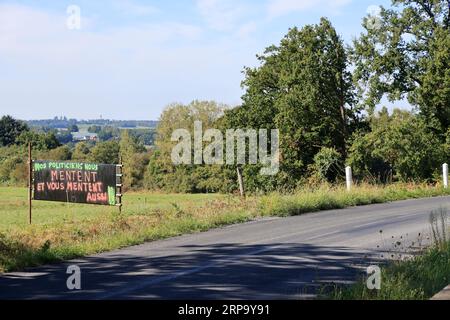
[0,4,201,66]
[267,0,352,18]
[112,0,159,16]
[0,4,255,119]
[237,21,258,39]
[196,0,249,31]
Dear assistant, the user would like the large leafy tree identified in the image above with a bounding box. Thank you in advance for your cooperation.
[352,0,450,134]
[16,131,61,150]
[227,18,358,189]
[0,115,29,147]
[145,100,233,193]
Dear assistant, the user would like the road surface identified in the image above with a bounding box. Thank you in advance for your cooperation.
[1,196,449,300]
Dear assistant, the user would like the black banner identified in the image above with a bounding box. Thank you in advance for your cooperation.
[33,160,117,206]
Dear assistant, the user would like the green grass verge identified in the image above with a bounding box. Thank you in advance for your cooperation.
[1,183,450,273]
[259,183,450,217]
[330,242,450,300]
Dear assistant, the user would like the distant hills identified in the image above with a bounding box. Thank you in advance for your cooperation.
[26,117,159,129]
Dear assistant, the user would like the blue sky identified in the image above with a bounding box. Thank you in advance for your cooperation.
[0,0,404,120]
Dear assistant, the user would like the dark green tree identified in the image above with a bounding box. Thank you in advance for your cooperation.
[352,0,450,134]
[56,131,73,144]
[226,18,358,190]
[16,131,61,150]
[87,125,102,133]
[98,126,120,141]
[68,124,79,133]
[0,115,29,146]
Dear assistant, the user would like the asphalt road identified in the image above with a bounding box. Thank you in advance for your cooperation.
[1,196,449,300]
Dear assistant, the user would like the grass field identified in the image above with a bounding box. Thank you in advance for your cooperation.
[0,187,255,272]
[1,184,450,273]
[0,187,224,229]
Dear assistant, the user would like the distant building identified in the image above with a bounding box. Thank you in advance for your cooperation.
[72,132,98,142]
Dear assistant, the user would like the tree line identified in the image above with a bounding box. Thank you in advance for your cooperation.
[27,117,158,130]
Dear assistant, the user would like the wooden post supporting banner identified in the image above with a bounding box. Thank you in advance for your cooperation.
[116,156,123,213]
[237,166,245,197]
[28,143,32,224]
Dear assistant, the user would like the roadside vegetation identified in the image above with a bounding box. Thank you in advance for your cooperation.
[331,243,450,300]
[1,184,449,273]
[330,208,450,300]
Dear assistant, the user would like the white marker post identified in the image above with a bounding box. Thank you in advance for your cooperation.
[443,163,448,189]
[346,166,352,191]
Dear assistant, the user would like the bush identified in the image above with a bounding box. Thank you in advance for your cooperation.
[0,156,25,185]
[310,147,343,183]
[0,145,27,185]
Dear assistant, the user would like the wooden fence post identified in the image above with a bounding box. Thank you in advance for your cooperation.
[237,166,245,197]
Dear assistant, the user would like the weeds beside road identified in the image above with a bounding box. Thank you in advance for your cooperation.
[331,207,449,300]
[331,241,450,300]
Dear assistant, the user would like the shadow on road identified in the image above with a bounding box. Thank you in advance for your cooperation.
[0,242,384,300]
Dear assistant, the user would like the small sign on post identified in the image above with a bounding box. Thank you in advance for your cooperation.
[444,163,448,189]
[346,166,352,191]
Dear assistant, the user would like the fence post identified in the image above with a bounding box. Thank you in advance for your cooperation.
[444,163,448,189]
[346,166,352,191]
[236,166,245,197]
[117,156,123,213]
[28,143,33,224]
